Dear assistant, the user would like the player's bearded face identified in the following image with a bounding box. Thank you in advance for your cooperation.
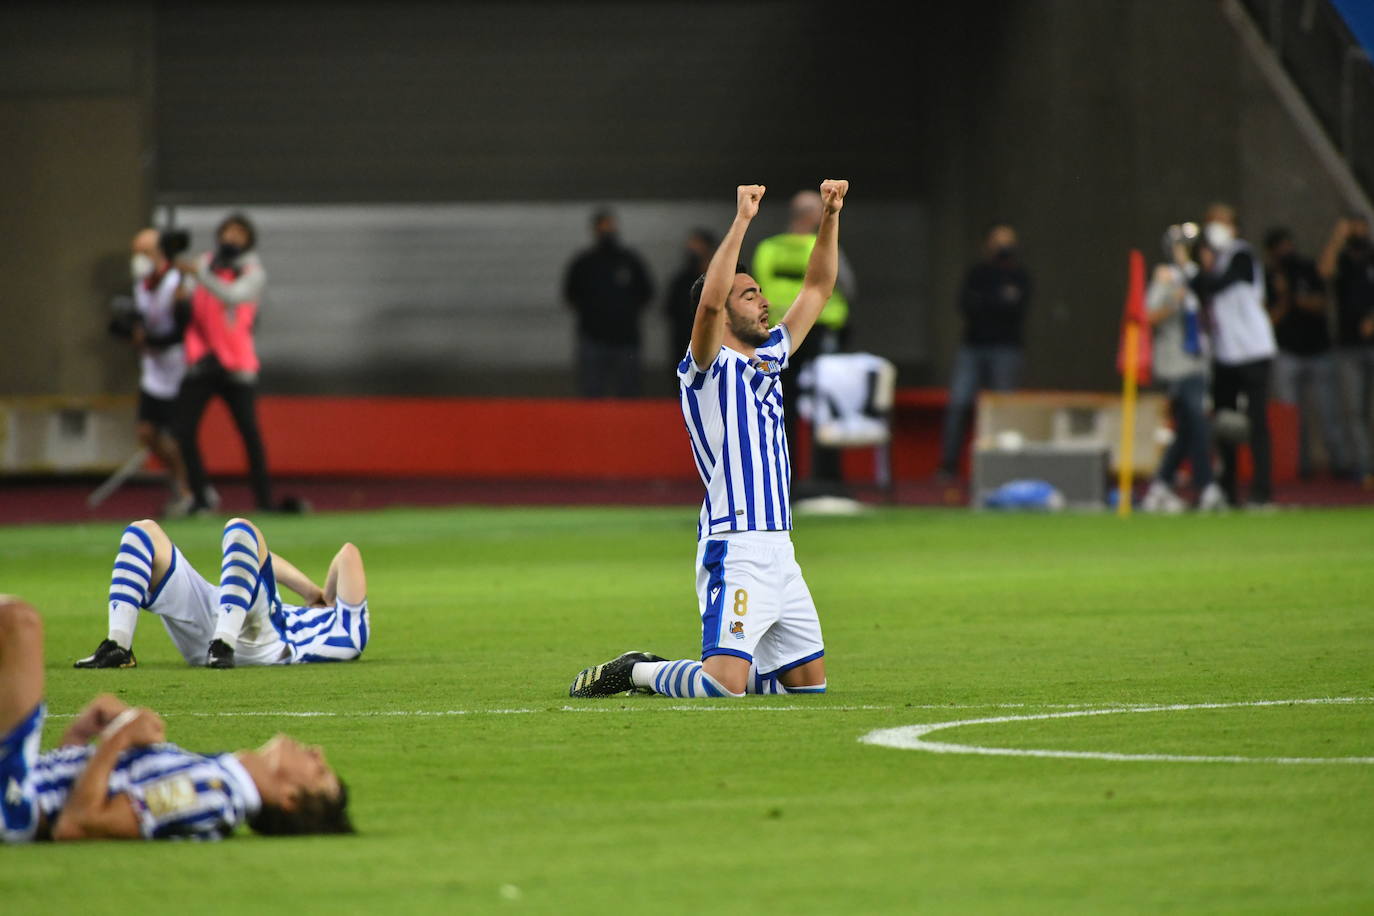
[726,286,771,347]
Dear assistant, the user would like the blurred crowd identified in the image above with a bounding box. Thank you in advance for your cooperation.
[1138,206,1374,511]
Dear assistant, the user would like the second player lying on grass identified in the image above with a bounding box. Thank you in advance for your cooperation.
[2,596,352,842]
[74,516,369,669]
[568,179,847,698]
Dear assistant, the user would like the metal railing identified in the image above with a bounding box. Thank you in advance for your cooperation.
[1239,0,1374,198]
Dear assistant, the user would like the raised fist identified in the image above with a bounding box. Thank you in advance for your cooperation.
[737,185,766,220]
[821,179,849,214]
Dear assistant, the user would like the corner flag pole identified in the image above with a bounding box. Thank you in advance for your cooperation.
[1117,323,1138,518]
[1116,248,1146,518]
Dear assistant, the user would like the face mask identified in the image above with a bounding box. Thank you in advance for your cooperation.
[216,242,243,262]
[1204,222,1234,250]
[130,253,155,280]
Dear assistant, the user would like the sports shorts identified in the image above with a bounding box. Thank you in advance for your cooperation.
[695,529,824,677]
[146,548,291,666]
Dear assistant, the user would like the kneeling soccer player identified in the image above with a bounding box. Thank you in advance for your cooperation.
[74,516,369,669]
[1,596,352,842]
[569,179,847,699]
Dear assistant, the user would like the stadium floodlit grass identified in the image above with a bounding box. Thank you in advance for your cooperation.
[2,504,1372,914]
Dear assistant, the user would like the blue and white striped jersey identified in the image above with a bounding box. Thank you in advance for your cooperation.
[677,325,793,539]
[259,558,371,663]
[32,743,259,840]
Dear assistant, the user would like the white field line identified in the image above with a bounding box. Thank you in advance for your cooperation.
[859,697,1374,765]
[44,696,1374,722]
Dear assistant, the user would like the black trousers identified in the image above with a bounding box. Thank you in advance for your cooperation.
[1212,357,1273,504]
[175,365,273,510]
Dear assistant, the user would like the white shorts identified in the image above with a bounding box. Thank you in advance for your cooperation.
[695,530,824,677]
[145,548,291,666]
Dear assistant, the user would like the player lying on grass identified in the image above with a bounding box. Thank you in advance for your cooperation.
[74,516,369,669]
[1,596,352,842]
[569,179,847,698]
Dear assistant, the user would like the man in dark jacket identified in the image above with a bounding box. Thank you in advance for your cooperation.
[563,209,655,398]
[937,224,1032,479]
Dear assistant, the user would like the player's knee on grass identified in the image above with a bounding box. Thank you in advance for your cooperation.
[703,655,750,696]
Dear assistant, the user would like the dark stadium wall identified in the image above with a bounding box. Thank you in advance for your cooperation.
[1,1,1361,398]
[0,4,154,397]
[912,0,1357,391]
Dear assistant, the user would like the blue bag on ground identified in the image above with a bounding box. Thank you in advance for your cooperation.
[981,479,1066,511]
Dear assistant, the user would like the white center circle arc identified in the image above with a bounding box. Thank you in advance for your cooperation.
[859,697,1374,764]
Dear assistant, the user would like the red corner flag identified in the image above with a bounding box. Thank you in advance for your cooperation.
[1115,249,1151,385]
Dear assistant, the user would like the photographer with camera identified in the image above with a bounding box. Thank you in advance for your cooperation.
[110,228,194,515]
[172,212,274,515]
[1318,212,1374,489]
[1185,203,1277,510]
[1141,223,1226,513]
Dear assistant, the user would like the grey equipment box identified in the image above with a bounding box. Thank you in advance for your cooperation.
[971,445,1109,508]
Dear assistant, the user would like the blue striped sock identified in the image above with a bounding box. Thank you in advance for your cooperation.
[214,521,260,644]
[747,670,789,694]
[639,659,741,698]
[107,525,155,649]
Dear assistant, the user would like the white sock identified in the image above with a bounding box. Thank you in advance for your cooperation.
[107,525,155,649]
[213,521,260,644]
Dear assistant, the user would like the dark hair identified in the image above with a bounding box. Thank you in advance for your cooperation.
[248,780,354,836]
[217,212,257,251]
[1263,226,1291,250]
[591,208,615,227]
[688,263,748,310]
[689,228,716,248]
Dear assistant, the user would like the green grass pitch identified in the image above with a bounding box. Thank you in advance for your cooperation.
[2,505,1372,914]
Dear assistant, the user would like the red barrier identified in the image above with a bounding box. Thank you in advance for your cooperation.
[185,391,1296,484]
[194,396,697,479]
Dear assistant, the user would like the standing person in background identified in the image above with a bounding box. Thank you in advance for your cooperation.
[1188,203,1276,509]
[752,190,855,497]
[125,227,194,516]
[562,208,655,398]
[665,228,716,371]
[936,224,1031,482]
[1263,227,1347,480]
[1318,213,1374,489]
[1141,224,1224,513]
[173,212,273,515]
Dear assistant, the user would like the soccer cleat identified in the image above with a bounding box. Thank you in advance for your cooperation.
[206,638,236,669]
[73,639,137,669]
[568,651,666,697]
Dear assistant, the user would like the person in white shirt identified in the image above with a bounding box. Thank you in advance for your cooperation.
[127,228,193,514]
[1187,203,1278,508]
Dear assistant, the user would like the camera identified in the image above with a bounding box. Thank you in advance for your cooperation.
[107,294,138,339]
[159,228,191,260]
[1161,221,1200,261]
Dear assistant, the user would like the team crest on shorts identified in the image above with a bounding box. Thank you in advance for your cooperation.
[730,620,745,640]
